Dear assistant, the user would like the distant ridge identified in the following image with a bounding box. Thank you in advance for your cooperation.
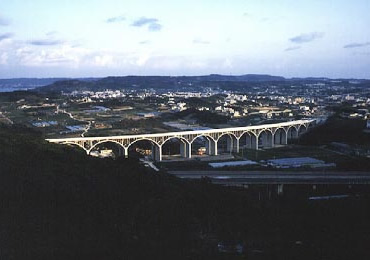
[2,74,368,93]
[35,74,286,93]
[0,78,100,92]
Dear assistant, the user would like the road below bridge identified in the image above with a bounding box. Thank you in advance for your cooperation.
[168,170,370,185]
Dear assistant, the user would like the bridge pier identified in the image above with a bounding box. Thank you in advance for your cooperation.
[118,146,128,158]
[152,144,162,161]
[208,139,218,155]
[46,119,316,161]
[281,132,288,145]
[180,141,191,159]
[234,138,240,153]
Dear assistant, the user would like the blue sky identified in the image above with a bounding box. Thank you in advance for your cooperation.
[0,0,369,78]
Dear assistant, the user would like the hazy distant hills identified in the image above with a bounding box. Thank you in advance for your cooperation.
[34,74,289,93]
[1,74,369,93]
[0,78,99,92]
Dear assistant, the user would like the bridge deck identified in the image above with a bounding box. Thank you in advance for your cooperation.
[47,119,315,142]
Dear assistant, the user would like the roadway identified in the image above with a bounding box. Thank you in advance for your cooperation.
[168,170,370,184]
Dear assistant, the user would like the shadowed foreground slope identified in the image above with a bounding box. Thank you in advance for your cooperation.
[1,125,370,260]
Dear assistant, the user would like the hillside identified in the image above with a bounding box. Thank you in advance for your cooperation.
[35,74,285,93]
[1,124,370,259]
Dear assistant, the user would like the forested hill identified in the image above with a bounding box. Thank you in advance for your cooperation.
[35,74,286,93]
[1,124,370,259]
[34,74,370,93]
[0,124,263,259]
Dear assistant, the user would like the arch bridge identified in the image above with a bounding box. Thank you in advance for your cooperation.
[46,119,316,161]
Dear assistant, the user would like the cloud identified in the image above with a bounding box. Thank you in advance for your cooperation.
[343,42,370,49]
[0,16,10,26]
[46,31,58,36]
[0,33,13,42]
[285,46,301,52]
[0,53,8,65]
[148,22,162,32]
[352,51,370,56]
[290,32,324,44]
[106,15,126,23]
[15,44,90,67]
[193,38,210,44]
[28,39,64,46]
[131,17,162,31]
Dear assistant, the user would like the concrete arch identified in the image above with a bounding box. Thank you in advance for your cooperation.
[88,140,125,153]
[63,142,89,153]
[217,132,239,154]
[274,127,288,145]
[287,125,299,140]
[190,134,216,144]
[216,132,238,142]
[162,136,191,159]
[240,130,258,139]
[255,128,273,138]
[239,131,258,150]
[298,124,308,136]
[307,121,315,128]
[191,134,217,156]
[258,129,274,148]
[162,136,191,146]
[126,138,160,149]
[127,138,161,161]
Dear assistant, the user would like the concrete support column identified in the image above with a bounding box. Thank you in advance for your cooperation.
[233,138,240,153]
[151,144,162,161]
[179,140,191,158]
[288,127,298,139]
[281,131,288,145]
[209,139,218,155]
[185,142,192,159]
[277,184,284,196]
[205,138,211,155]
[118,146,128,158]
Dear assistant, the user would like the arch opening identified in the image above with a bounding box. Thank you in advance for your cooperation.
[162,137,191,160]
[89,141,124,159]
[128,139,158,160]
[287,126,299,142]
[191,135,217,157]
[298,124,308,136]
[239,132,258,150]
[274,128,287,146]
[258,130,274,149]
[217,133,238,154]
[63,142,88,153]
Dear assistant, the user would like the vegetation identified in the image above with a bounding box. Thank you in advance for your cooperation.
[1,124,370,259]
[174,108,229,125]
[300,116,370,146]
